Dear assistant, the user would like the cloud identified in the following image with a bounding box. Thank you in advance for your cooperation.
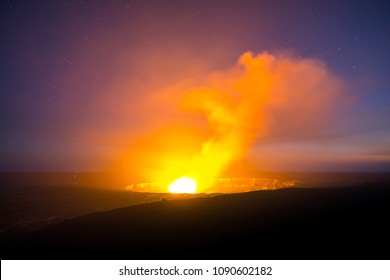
[113,51,345,190]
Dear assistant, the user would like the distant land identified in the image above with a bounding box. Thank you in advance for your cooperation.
[1,172,390,259]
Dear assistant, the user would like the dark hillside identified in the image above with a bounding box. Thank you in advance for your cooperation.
[2,184,389,260]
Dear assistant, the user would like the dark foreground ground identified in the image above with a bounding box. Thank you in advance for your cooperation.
[1,183,390,260]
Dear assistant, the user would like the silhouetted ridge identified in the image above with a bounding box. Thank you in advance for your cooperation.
[2,185,389,259]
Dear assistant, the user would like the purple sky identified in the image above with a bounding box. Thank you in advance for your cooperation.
[1,0,389,172]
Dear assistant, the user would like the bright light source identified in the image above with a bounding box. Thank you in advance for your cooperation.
[168,176,197,194]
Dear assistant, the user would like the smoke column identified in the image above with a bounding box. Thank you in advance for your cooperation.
[117,52,344,191]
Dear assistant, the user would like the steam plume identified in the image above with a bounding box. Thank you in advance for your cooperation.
[117,52,344,191]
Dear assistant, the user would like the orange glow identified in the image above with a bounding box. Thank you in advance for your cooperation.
[112,52,344,192]
[126,177,296,193]
[168,176,197,194]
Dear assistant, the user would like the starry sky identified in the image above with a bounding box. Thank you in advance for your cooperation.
[1,0,389,172]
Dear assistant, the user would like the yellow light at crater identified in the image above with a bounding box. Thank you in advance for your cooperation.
[168,176,197,194]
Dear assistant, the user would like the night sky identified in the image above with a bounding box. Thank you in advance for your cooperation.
[1,0,389,173]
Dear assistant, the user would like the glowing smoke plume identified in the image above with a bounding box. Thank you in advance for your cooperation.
[117,52,344,192]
